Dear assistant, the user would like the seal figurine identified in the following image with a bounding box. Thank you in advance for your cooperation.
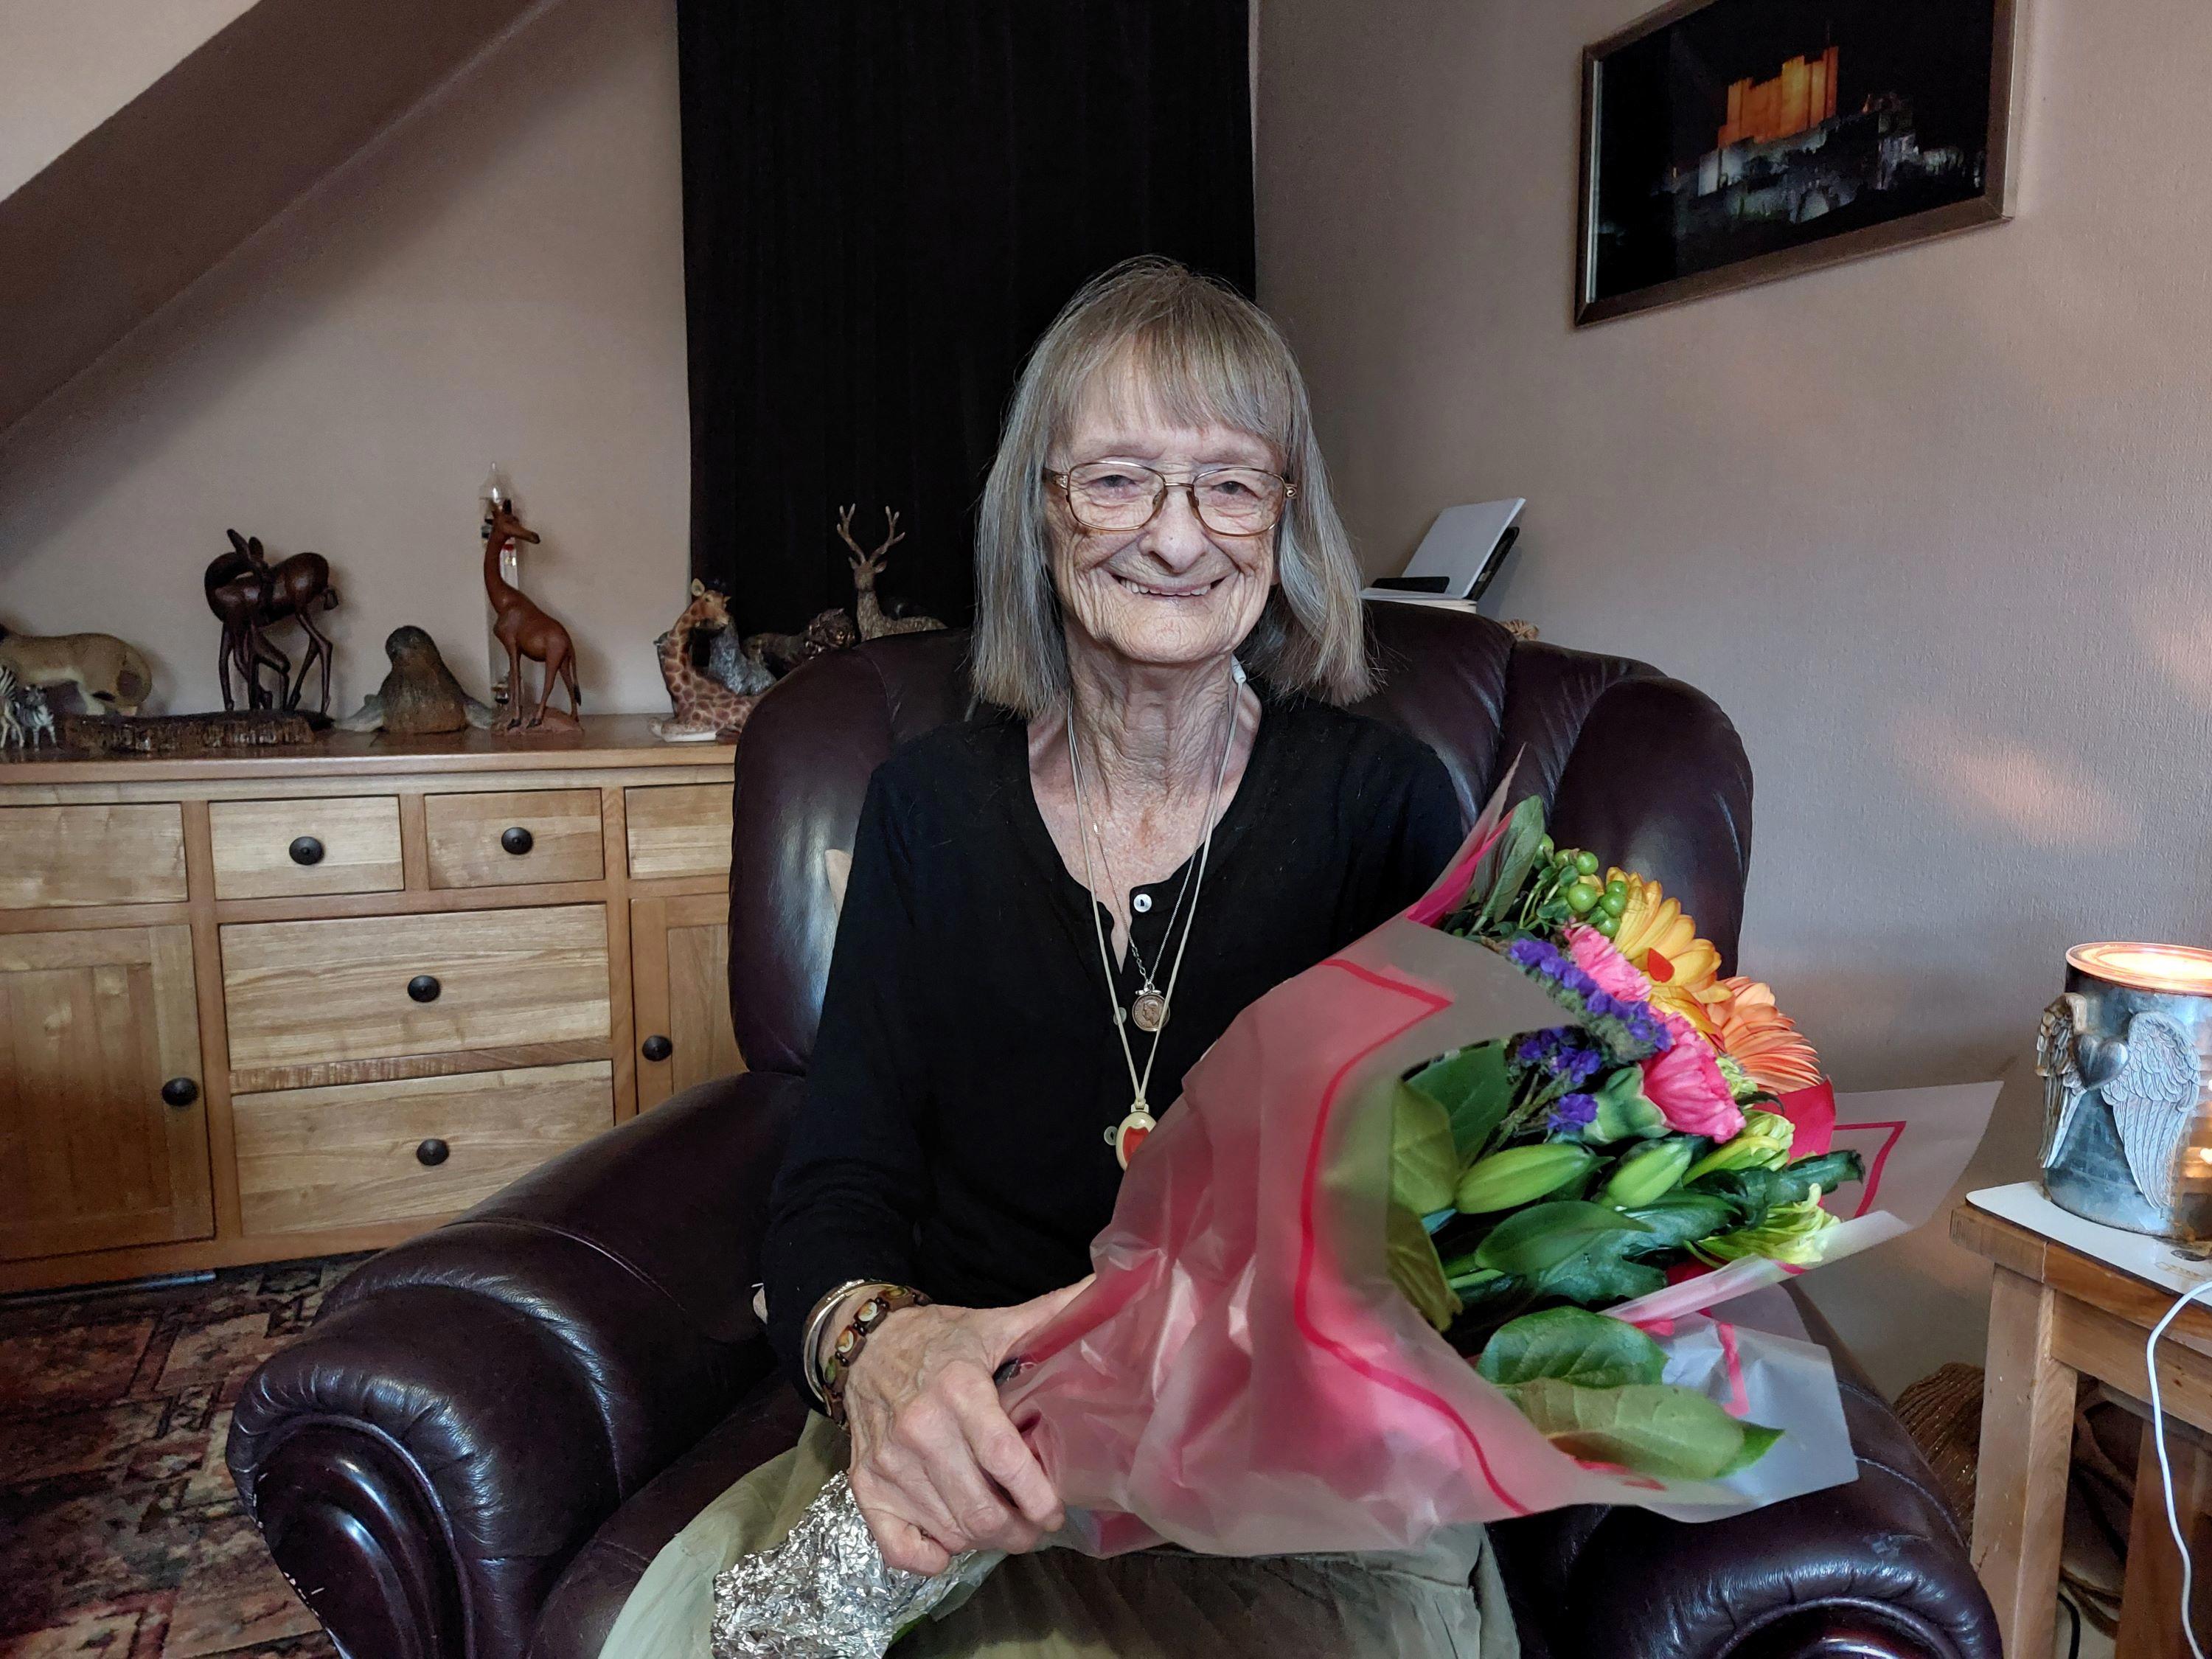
[336,627,495,735]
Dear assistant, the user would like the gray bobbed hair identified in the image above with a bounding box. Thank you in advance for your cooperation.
[971,257,1373,717]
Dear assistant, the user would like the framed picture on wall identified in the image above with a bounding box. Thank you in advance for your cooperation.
[1575,0,2025,324]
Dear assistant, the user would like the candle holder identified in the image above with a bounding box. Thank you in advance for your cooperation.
[2038,942,2212,1241]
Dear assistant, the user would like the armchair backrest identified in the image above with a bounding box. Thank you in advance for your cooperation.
[727,604,1752,1078]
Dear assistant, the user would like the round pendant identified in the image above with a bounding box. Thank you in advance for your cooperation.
[1106,1106,1157,1169]
[1130,989,1169,1033]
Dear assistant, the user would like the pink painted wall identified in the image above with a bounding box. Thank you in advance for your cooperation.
[1258,0,2212,1390]
[0,0,690,717]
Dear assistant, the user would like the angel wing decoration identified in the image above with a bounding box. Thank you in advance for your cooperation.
[2037,993,2086,1171]
[2101,1012,2202,1214]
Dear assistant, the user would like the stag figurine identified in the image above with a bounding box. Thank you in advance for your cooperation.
[483,501,581,732]
[836,506,945,639]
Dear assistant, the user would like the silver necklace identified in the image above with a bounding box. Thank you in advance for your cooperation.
[1067,661,1243,1167]
[1074,749,1217,1036]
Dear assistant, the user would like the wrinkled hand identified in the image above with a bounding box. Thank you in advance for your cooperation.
[842,1281,1087,1576]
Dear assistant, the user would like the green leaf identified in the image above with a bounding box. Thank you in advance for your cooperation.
[1474,1200,1652,1279]
[1478,796,1551,927]
[1476,1307,1668,1389]
[1526,1236,1669,1304]
[1391,1084,1461,1215]
[1503,1377,1784,1481]
[1686,1150,1865,1231]
[1387,1202,1463,1332]
[1408,1043,1517,1161]
[1771,1150,1864,1204]
[1617,1192,1742,1254]
[1722,1422,1784,1475]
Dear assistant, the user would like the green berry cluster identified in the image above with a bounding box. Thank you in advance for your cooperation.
[1534,839,1630,940]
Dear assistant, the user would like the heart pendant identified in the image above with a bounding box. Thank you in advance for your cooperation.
[1130,990,1169,1033]
[1107,1106,1157,1169]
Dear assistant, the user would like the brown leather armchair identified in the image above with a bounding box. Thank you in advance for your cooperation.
[229,605,1998,1659]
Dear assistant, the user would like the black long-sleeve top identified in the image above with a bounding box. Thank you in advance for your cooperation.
[761,688,1467,1399]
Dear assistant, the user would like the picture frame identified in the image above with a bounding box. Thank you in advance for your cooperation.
[1574,0,2026,326]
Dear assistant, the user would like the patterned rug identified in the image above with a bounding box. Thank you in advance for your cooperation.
[0,1256,366,1658]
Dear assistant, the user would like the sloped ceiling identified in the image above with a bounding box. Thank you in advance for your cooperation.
[0,0,549,439]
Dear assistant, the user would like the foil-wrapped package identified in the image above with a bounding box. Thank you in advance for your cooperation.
[711,1473,1001,1658]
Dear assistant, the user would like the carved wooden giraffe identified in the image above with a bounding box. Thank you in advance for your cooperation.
[835,505,945,639]
[483,501,580,731]
[650,580,758,742]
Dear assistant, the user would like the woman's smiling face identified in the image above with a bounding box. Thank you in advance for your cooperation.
[1046,368,1279,676]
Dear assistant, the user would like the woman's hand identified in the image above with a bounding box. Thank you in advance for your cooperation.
[841,1281,1087,1575]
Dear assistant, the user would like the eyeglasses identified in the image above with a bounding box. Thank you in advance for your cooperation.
[1048,462,1296,537]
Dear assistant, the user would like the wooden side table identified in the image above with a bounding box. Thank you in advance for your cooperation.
[1953,1203,2212,1658]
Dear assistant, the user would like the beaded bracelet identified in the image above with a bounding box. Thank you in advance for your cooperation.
[821,1284,932,1427]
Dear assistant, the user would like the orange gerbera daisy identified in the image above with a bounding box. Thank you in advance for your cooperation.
[1606,868,1730,1034]
[1714,976,1825,1094]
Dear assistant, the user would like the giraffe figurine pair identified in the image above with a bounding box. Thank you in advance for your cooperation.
[649,506,941,743]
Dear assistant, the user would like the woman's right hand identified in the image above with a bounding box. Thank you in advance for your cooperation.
[839,1281,1087,1575]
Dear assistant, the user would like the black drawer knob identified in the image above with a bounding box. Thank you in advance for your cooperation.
[641,1034,673,1062]
[406,974,442,1004]
[289,835,325,866]
[500,826,535,856]
[161,1077,200,1108]
[416,1138,451,1167]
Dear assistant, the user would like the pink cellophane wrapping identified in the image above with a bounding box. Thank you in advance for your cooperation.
[999,826,2001,1551]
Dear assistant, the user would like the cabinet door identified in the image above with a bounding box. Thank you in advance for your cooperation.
[0,926,211,1262]
[630,894,744,1110]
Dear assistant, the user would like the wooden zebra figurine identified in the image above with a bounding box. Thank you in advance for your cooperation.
[0,662,58,748]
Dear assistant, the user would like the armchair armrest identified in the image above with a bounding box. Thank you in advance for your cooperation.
[228,1069,801,1659]
[1489,1290,1998,1659]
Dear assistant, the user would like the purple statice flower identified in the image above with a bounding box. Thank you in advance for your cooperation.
[1500,933,1673,1063]
[1506,936,1557,974]
[1516,1028,1604,1087]
[1546,1092,1599,1136]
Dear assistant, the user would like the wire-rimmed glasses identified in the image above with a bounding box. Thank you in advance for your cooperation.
[1048,462,1295,538]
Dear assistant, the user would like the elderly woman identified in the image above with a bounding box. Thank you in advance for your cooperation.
[601,260,1514,1658]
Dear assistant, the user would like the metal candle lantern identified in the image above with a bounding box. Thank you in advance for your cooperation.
[2038,942,2212,1242]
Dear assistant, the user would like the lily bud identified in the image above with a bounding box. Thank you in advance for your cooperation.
[1455,1144,1596,1214]
[1585,1067,1668,1144]
[1599,1138,1697,1208]
[1683,1109,1795,1183]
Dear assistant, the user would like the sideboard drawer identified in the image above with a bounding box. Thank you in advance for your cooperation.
[0,804,187,908]
[232,1060,614,1234]
[425,789,604,888]
[209,796,403,899]
[625,785,731,879]
[221,905,611,1073]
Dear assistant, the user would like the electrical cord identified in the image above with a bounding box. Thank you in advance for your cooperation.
[2145,1275,2212,1659]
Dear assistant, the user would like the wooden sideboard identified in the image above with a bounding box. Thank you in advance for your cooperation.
[0,717,741,1293]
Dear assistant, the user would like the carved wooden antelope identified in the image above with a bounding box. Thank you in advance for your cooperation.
[204,532,340,713]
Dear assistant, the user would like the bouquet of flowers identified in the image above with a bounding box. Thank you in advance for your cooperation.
[1378,795,1854,1481]
[714,785,1997,1657]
